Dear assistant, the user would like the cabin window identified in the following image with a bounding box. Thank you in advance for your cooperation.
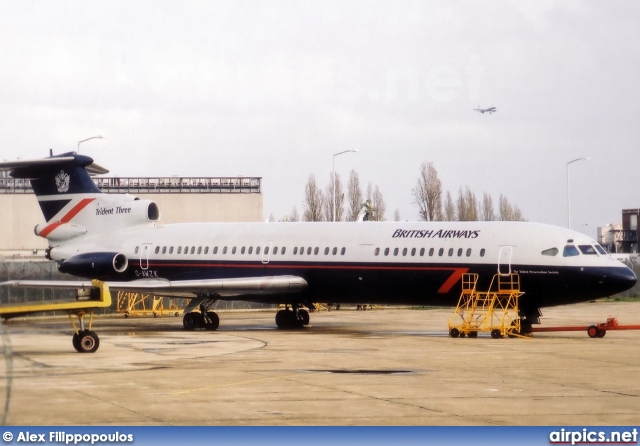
[248,246,253,254]
[579,245,597,255]
[307,247,312,255]
[438,248,444,256]
[480,248,485,257]
[429,248,434,256]
[241,247,246,254]
[393,248,399,256]
[169,246,174,254]
[281,247,286,255]
[384,248,389,256]
[155,246,160,254]
[223,246,228,254]
[411,248,416,256]
[595,245,606,255]
[293,247,298,255]
[264,247,269,255]
[466,248,471,257]
[191,246,195,254]
[332,247,337,255]
[162,246,167,254]
[232,247,237,255]
[541,247,559,256]
[375,247,380,256]
[324,247,329,255]
[299,247,303,255]
[402,248,407,256]
[177,246,182,254]
[420,248,425,256]
[197,247,202,254]
[256,247,261,255]
[341,247,346,255]
[213,246,218,254]
[134,246,139,254]
[204,247,209,254]
[448,248,454,256]
[314,247,319,255]
[184,246,188,254]
[457,248,462,257]
[563,245,580,257]
[274,247,279,255]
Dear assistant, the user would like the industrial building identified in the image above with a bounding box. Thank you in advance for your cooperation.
[0,172,263,255]
[598,209,639,255]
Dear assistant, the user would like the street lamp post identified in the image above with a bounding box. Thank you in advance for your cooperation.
[566,157,590,229]
[77,135,105,154]
[332,149,358,222]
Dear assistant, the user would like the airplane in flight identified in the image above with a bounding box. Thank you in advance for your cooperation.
[474,106,497,114]
[0,152,636,351]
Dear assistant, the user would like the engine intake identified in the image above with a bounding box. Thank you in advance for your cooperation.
[59,252,128,278]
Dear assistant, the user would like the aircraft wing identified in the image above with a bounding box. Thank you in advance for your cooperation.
[1,275,308,299]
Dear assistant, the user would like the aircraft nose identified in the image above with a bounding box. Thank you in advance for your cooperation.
[610,266,637,293]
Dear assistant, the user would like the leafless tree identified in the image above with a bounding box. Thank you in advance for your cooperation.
[456,186,479,221]
[303,174,324,222]
[290,205,299,222]
[412,161,443,221]
[481,192,495,221]
[347,169,363,221]
[394,208,401,221]
[324,172,345,222]
[372,185,386,221]
[443,191,456,221]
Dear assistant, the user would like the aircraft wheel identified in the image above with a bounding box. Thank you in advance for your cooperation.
[449,328,460,338]
[205,311,220,330]
[490,329,502,339]
[596,329,606,338]
[183,312,198,330]
[587,325,598,338]
[468,331,478,338]
[74,330,100,353]
[459,332,466,338]
[298,309,310,326]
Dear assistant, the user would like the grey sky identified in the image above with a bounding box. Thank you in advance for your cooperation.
[1,1,638,234]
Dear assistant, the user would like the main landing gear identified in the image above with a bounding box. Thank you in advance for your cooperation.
[183,299,219,331]
[275,304,311,329]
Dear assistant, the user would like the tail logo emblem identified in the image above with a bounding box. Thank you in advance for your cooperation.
[55,170,70,193]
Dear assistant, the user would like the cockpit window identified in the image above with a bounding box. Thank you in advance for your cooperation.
[579,245,597,255]
[595,245,607,255]
[563,245,580,257]
[541,247,559,256]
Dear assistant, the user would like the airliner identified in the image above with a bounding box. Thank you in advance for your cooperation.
[474,106,497,114]
[0,153,636,338]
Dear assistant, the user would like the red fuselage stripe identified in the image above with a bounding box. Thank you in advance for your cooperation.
[135,260,469,294]
[39,198,95,237]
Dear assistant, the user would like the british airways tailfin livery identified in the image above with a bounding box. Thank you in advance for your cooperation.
[0,152,636,336]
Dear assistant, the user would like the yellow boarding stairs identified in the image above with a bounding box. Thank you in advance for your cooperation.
[448,273,524,339]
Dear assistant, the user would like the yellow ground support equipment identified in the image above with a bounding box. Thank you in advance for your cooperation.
[0,280,111,353]
[448,273,524,339]
[116,291,181,318]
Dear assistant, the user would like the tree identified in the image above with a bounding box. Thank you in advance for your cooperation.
[303,175,324,222]
[456,186,478,221]
[372,185,386,221]
[481,192,495,221]
[497,194,525,221]
[347,169,363,222]
[324,172,345,222]
[394,208,401,221]
[290,205,299,222]
[412,161,443,221]
[443,191,455,221]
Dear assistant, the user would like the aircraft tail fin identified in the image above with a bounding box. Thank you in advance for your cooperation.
[0,152,108,222]
[0,152,159,244]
